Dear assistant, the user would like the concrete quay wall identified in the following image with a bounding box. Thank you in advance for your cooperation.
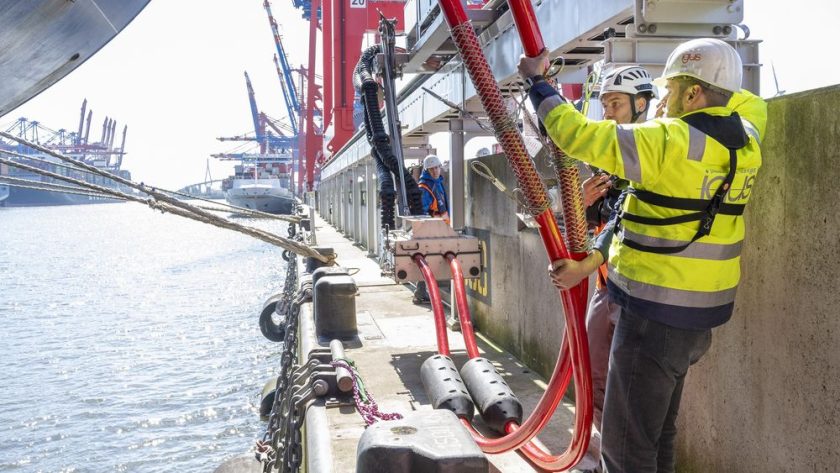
[675,85,840,472]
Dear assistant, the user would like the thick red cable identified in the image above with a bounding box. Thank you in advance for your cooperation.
[446,254,481,359]
[414,254,451,356]
[434,0,593,460]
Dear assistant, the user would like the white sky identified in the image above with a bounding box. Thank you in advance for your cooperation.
[6,0,840,189]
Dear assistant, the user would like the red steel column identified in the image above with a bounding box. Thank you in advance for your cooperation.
[303,0,321,191]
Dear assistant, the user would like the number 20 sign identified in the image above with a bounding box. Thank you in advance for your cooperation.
[350,0,366,8]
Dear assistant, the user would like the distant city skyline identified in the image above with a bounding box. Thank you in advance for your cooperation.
[6,0,839,189]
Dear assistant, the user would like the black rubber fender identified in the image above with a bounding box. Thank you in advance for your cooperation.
[420,354,475,421]
[259,377,277,417]
[460,357,523,433]
[259,293,286,342]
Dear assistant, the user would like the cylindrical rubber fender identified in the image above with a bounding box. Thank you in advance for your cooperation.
[259,377,278,418]
[261,292,283,318]
[420,354,474,421]
[460,357,523,433]
[259,295,286,343]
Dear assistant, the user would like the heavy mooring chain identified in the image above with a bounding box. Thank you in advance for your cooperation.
[257,219,329,472]
[260,252,301,471]
[282,388,318,472]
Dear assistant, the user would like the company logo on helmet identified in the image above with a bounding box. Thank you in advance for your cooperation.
[681,53,702,64]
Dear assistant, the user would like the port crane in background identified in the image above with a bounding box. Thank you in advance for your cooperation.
[264,0,300,136]
[287,0,405,192]
[216,71,296,154]
[0,99,128,170]
[264,0,324,194]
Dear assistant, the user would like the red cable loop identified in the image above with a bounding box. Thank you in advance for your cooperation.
[450,251,586,469]
[446,254,480,360]
[448,254,592,469]
[433,0,594,463]
[414,254,451,357]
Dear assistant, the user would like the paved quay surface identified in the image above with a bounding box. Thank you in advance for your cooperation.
[300,213,580,472]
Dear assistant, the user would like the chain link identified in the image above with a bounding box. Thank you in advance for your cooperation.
[257,245,307,473]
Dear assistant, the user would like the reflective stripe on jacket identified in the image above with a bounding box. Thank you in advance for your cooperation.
[536,88,767,329]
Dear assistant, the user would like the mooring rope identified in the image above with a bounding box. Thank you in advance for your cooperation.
[0,152,332,264]
[162,187,302,223]
[0,150,297,222]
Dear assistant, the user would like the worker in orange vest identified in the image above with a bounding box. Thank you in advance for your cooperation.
[413,154,451,304]
[417,154,450,224]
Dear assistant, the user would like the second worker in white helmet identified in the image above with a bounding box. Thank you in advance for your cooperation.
[570,65,659,470]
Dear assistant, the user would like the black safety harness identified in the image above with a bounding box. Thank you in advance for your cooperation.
[613,112,751,255]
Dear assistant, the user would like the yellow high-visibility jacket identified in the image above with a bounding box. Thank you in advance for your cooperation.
[533,86,767,329]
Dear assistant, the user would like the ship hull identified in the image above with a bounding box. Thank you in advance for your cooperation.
[226,190,295,214]
[4,186,122,206]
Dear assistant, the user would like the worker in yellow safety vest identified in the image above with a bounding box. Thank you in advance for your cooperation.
[518,38,767,473]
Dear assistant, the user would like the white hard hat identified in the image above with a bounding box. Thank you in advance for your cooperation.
[476,147,491,158]
[653,38,742,93]
[600,65,658,99]
[423,154,442,170]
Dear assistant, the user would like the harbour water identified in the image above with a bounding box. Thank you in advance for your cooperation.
[0,203,288,472]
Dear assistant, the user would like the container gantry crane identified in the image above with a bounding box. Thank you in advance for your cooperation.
[264,0,300,136]
[216,72,296,153]
[1,99,128,169]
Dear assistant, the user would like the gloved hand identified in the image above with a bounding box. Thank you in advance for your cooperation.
[517,49,550,81]
[548,251,604,290]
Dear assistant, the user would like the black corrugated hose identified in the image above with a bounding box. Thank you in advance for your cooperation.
[354,45,423,229]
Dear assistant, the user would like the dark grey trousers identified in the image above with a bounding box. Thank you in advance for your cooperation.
[600,308,712,473]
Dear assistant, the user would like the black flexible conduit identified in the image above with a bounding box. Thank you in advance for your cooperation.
[354,45,423,229]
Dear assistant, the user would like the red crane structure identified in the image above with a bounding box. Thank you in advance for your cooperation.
[289,0,404,192]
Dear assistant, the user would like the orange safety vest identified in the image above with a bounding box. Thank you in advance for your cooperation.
[418,182,450,225]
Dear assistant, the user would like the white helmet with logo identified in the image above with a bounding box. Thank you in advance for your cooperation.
[653,38,742,92]
[423,154,442,170]
[600,65,658,99]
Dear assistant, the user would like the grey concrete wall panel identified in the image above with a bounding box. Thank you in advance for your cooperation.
[675,85,840,472]
[0,0,151,116]
[464,153,570,377]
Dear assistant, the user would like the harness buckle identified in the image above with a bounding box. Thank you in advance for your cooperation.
[700,193,724,235]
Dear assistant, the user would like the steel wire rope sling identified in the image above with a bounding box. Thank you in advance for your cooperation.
[431,0,593,467]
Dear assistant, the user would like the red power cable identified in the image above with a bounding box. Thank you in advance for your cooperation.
[446,253,481,359]
[431,0,593,466]
[414,254,451,357]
